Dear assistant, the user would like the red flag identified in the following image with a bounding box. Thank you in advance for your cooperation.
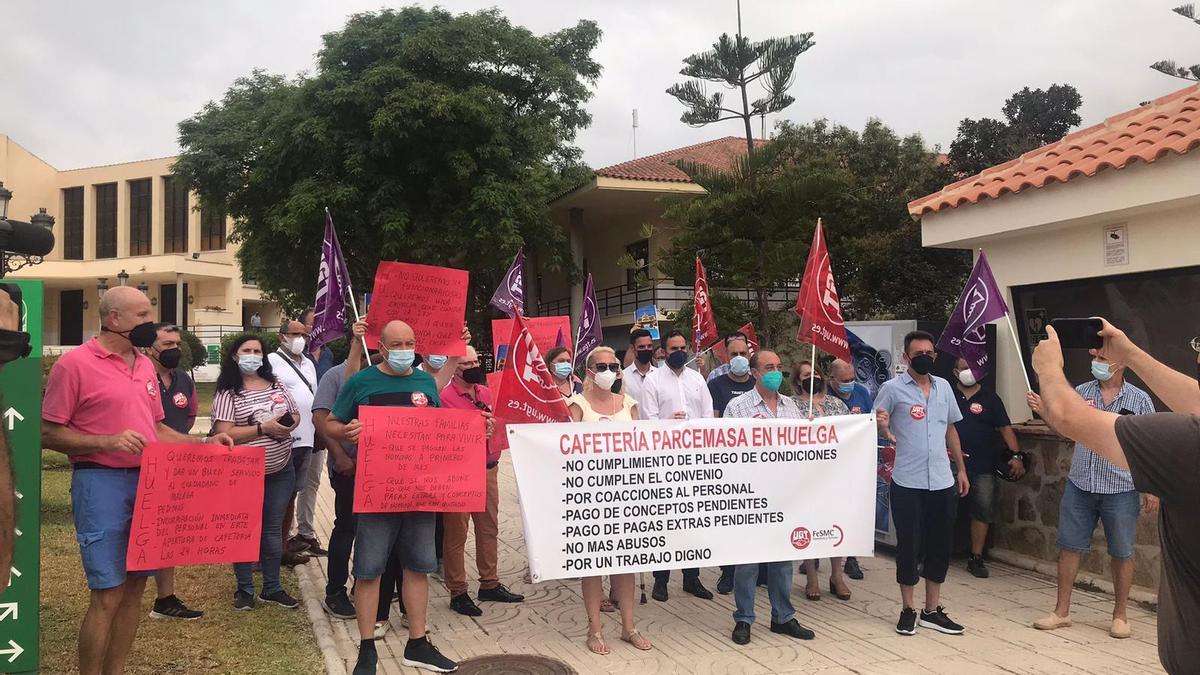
[495,312,571,424]
[712,322,759,363]
[795,219,851,363]
[693,257,719,351]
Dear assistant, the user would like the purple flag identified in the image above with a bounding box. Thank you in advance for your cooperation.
[490,249,525,316]
[310,210,352,350]
[554,326,566,348]
[937,251,1009,380]
[573,274,602,369]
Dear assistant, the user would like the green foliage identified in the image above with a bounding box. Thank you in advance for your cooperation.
[179,330,207,371]
[326,337,349,365]
[41,353,61,389]
[947,85,1082,177]
[173,6,602,341]
[219,332,280,362]
[1150,4,1200,81]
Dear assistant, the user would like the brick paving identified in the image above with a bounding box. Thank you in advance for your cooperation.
[297,457,1165,674]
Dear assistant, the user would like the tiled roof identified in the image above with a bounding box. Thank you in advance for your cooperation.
[909,83,1200,217]
[594,136,765,183]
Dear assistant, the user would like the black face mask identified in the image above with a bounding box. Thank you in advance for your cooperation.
[610,378,623,394]
[154,347,183,369]
[806,377,825,392]
[0,330,32,364]
[461,366,485,384]
[634,349,654,365]
[667,350,688,370]
[909,353,935,375]
[106,321,158,349]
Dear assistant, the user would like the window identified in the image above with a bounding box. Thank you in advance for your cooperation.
[95,183,117,259]
[162,176,188,253]
[129,178,152,256]
[62,187,84,260]
[200,208,226,251]
[1012,265,1200,411]
[626,239,649,290]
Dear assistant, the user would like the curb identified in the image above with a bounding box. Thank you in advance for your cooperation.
[296,561,348,675]
[988,548,1158,605]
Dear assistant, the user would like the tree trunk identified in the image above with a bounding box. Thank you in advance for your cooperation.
[755,239,770,346]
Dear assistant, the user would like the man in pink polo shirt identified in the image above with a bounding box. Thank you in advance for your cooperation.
[439,344,520,617]
[42,286,232,675]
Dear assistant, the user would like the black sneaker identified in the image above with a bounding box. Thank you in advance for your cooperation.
[651,580,668,602]
[299,535,328,556]
[233,590,255,611]
[449,593,483,617]
[731,621,751,645]
[323,592,356,619]
[402,636,458,673]
[896,607,918,635]
[682,578,713,600]
[716,569,734,595]
[770,618,816,640]
[967,556,990,579]
[844,557,864,580]
[919,606,964,635]
[353,643,378,675]
[286,535,311,554]
[259,590,300,609]
[477,584,524,603]
[150,594,203,620]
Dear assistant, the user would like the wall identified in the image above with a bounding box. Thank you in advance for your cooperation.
[0,136,58,230]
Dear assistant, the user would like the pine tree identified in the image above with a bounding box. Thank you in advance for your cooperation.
[1150,3,1200,81]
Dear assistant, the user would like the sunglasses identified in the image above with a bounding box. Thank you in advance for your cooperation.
[591,363,621,372]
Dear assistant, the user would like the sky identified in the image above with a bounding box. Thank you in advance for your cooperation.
[1,0,1195,171]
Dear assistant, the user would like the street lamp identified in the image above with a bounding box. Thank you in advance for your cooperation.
[0,182,11,220]
[136,280,148,294]
[0,182,55,277]
[97,278,109,297]
[117,269,129,286]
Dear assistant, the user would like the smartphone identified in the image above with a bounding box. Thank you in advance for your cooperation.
[1049,318,1103,350]
[277,412,296,427]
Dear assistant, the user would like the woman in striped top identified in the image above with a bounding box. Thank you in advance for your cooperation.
[211,334,300,611]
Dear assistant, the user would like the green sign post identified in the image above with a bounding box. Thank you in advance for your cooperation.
[0,280,41,673]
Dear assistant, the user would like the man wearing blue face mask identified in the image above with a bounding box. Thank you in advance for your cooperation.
[706,332,750,383]
[1027,352,1156,640]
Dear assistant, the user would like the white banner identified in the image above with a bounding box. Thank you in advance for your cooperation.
[508,415,877,582]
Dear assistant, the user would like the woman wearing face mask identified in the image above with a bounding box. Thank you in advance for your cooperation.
[791,360,853,602]
[211,335,302,611]
[653,347,667,369]
[545,346,583,397]
[567,346,653,654]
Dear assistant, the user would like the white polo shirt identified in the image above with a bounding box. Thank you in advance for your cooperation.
[268,350,318,448]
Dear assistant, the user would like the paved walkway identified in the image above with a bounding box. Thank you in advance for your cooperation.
[297,457,1165,674]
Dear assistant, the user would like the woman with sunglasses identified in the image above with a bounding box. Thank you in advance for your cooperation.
[545,346,583,397]
[567,346,653,654]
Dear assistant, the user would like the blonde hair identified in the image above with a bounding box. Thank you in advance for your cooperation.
[583,346,619,394]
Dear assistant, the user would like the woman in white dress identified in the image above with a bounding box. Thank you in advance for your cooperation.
[568,346,653,654]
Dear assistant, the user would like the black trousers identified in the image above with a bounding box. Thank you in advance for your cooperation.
[325,470,357,597]
[890,483,957,586]
[377,539,404,621]
[654,568,699,583]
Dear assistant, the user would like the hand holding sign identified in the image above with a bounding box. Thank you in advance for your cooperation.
[365,262,469,356]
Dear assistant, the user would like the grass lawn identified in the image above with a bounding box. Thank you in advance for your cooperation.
[40,451,323,674]
[194,380,216,417]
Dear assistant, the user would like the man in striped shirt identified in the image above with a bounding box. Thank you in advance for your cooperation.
[1029,353,1159,639]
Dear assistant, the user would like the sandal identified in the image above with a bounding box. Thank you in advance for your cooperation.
[622,629,653,651]
[586,632,609,655]
[599,598,618,613]
[805,581,821,601]
[830,578,851,601]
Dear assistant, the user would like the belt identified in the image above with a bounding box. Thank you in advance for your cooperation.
[73,461,140,473]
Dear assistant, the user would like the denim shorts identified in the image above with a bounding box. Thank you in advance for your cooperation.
[968,472,999,524]
[352,512,438,579]
[1056,480,1140,559]
[71,467,156,590]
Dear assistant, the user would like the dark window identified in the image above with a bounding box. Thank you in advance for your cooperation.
[1012,265,1200,411]
[626,239,649,290]
[62,187,84,260]
[95,183,117,259]
[200,208,226,251]
[129,178,152,256]
[163,176,188,253]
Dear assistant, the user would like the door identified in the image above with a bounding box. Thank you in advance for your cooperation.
[159,284,177,325]
[58,290,83,346]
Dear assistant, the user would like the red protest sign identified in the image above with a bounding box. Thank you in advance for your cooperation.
[127,443,265,571]
[492,316,571,362]
[353,406,487,513]
[495,313,572,424]
[365,261,469,356]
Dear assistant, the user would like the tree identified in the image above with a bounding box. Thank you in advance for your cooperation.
[666,0,814,161]
[1151,3,1200,80]
[173,7,601,343]
[947,85,1082,177]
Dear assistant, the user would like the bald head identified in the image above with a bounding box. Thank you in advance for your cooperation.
[99,287,152,331]
[380,320,415,350]
[830,359,853,381]
[750,350,780,372]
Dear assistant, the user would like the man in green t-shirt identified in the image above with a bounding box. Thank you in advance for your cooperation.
[327,320,457,675]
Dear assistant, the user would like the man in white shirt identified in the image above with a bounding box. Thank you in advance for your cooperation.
[622,328,657,405]
[269,320,321,563]
[641,330,715,602]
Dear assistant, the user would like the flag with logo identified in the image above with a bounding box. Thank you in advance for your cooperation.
[795,219,851,363]
[693,257,720,351]
[495,312,571,424]
[937,251,1009,380]
[489,249,525,317]
[847,328,890,397]
[310,209,353,350]
[573,274,602,369]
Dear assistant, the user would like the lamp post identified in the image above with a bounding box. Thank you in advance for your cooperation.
[136,280,148,294]
[117,269,129,286]
[96,278,109,297]
[0,183,56,278]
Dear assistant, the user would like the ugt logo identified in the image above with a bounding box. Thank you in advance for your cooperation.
[791,527,812,550]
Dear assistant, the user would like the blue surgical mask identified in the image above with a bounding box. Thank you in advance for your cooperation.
[554,362,573,379]
[427,354,448,369]
[729,355,750,376]
[237,355,263,374]
[387,348,416,372]
[1091,360,1114,382]
[837,382,855,395]
[654,359,666,368]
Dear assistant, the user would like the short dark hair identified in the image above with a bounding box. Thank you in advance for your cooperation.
[724,332,748,347]
[152,322,179,334]
[904,330,937,354]
[544,346,571,365]
[661,330,686,348]
[630,328,653,343]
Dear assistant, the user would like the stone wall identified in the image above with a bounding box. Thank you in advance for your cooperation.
[992,424,1160,592]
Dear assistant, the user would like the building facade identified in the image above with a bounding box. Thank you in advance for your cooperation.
[0,133,281,348]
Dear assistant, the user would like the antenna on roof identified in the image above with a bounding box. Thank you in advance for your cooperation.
[632,108,639,158]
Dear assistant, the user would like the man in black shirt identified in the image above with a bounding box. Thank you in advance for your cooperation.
[708,337,756,418]
[1032,320,1200,675]
[951,358,1024,579]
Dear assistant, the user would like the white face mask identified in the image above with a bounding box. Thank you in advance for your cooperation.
[593,370,618,391]
[284,336,306,356]
[957,369,977,387]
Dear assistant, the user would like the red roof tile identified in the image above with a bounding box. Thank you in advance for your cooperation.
[909,83,1200,217]
[594,136,764,183]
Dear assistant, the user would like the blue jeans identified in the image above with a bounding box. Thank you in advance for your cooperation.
[733,561,794,625]
[234,467,296,595]
[1057,481,1140,559]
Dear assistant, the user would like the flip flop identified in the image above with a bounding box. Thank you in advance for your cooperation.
[622,629,653,651]
[587,632,609,655]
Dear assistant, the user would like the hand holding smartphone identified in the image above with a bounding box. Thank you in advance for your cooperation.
[1049,318,1103,349]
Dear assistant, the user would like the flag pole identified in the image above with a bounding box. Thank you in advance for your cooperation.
[327,207,370,356]
[807,341,817,408]
[1004,312,1033,393]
